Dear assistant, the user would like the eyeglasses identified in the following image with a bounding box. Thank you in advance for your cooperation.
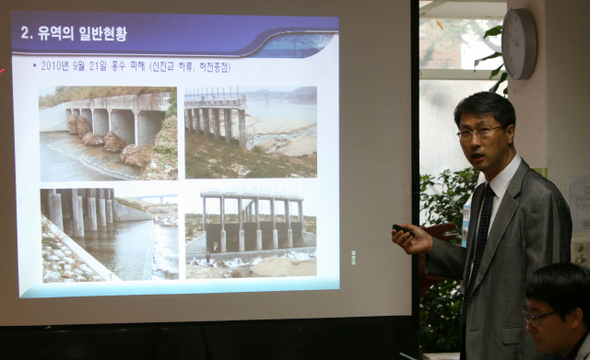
[522,309,560,327]
[456,126,503,141]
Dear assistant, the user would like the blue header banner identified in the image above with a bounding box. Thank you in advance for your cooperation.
[12,11,338,57]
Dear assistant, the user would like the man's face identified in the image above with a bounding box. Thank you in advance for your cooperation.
[459,113,515,181]
[525,299,573,356]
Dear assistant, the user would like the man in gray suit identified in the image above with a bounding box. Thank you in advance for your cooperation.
[392,91,572,359]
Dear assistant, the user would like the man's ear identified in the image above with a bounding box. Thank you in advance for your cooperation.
[568,308,584,329]
[505,124,515,145]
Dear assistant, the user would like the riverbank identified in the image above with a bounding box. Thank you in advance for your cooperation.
[185,116,317,178]
[42,132,142,180]
[186,253,317,279]
[41,216,119,283]
[244,116,317,156]
[40,115,178,181]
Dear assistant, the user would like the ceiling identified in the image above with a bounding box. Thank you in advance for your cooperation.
[419,0,507,20]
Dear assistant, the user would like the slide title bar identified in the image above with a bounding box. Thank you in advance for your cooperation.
[12,11,338,56]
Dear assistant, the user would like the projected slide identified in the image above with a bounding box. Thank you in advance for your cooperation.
[12,11,339,298]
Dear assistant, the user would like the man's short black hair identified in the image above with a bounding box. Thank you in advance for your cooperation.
[454,91,516,129]
[525,263,590,326]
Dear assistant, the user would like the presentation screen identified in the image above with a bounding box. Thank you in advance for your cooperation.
[2,3,412,326]
[12,10,339,299]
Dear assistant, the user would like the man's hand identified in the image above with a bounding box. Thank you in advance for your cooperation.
[391,223,434,255]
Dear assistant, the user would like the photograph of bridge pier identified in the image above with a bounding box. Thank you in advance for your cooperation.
[38,86,178,182]
[40,187,179,283]
[185,186,317,279]
[184,86,318,179]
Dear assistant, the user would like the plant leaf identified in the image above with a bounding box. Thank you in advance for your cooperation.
[489,64,504,79]
[483,25,502,39]
[489,72,508,93]
[474,52,502,69]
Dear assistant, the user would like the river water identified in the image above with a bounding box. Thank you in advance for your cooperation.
[246,99,317,123]
[40,132,121,181]
[72,220,179,281]
[151,225,180,280]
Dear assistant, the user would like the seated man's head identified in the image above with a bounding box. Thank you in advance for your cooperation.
[524,263,590,356]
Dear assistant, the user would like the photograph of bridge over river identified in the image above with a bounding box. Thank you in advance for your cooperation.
[39,86,178,181]
[184,86,317,179]
[185,186,318,279]
[40,187,179,283]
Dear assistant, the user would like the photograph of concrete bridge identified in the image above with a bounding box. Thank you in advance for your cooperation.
[40,188,179,282]
[185,188,317,279]
[184,86,318,179]
[39,86,178,181]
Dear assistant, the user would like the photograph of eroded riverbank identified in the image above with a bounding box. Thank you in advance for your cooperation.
[39,86,178,181]
[41,188,179,282]
[184,86,317,179]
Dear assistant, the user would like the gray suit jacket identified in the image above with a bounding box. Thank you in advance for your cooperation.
[427,160,572,360]
[575,333,590,360]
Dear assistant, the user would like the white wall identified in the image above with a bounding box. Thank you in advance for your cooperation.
[508,0,590,241]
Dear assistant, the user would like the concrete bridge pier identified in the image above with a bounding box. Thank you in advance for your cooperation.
[106,199,113,224]
[238,197,244,251]
[239,230,245,252]
[72,194,85,237]
[224,109,232,143]
[133,110,140,145]
[203,108,210,136]
[272,229,279,249]
[284,200,294,248]
[48,192,64,231]
[287,229,293,248]
[220,230,227,252]
[105,189,114,224]
[195,108,202,135]
[186,109,194,134]
[213,109,220,140]
[87,197,97,231]
[238,110,246,147]
[298,202,304,240]
[256,229,262,250]
[97,198,106,227]
[112,200,118,221]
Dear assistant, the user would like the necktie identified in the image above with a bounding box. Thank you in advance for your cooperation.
[461,183,495,324]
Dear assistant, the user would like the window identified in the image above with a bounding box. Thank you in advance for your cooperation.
[419,2,507,176]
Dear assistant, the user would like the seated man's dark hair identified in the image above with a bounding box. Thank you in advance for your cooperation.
[525,262,590,326]
[454,91,516,129]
